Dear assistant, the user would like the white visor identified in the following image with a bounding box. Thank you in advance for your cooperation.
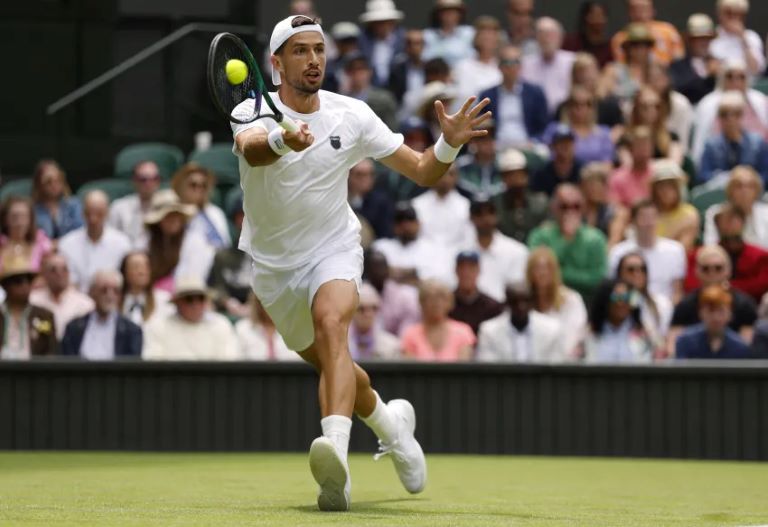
[269,15,325,86]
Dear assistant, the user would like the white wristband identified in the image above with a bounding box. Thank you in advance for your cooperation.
[267,127,292,156]
[433,134,461,164]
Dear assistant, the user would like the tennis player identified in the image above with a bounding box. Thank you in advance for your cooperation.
[231,15,490,511]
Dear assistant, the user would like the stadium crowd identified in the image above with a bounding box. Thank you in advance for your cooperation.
[3,0,768,362]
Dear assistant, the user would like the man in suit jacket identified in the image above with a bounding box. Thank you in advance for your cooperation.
[61,269,142,359]
[388,29,425,103]
[479,43,549,149]
[0,255,57,358]
[668,15,718,105]
[477,282,563,363]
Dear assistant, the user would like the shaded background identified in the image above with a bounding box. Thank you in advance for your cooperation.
[2,0,768,186]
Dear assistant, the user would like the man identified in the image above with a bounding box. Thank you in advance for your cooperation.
[348,158,394,240]
[398,58,451,124]
[608,126,654,208]
[492,148,549,243]
[610,0,684,66]
[323,22,361,93]
[61,270,142,359]
[234,16,489,510]
[347,283,400,361]
[521,17,576,114]
[412,164,472,252]
[448,250,503,335]
[362,250,420,337]
[609,200,686,304]
[464,199,529,303]
[0,254,56,359]
[108,160,161,248]
[388,29,426,103]
[357,0,405,88]
[341,52,398,130]
[143,276,239,360]
[669,14,719,105]
[477,282,563,362]
[675,284,752,359]
[456,120,503,199]
[505,0,537,56]
[452,16,503,110]
[479,44,549,149]
[528,184,607,300]
[531,124,582,196]
[29,252,94,341]
[709,0,765,77]
[59,190,131,292]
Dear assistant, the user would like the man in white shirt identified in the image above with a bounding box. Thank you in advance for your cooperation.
[59,190,131,292]
[609,199,687,304]
[462,198,529,302]
[29,253,94,340]
[521,17,575,114]
[108,160,161,248]
[710,0,765,77]
[452,16,503,109]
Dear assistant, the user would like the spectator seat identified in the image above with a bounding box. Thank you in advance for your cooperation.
[76,178,136,201]
[188,144,240,187]
[114,143,184,180]
[0,178,32,201]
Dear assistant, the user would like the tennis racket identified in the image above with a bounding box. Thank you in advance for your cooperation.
[207,32,298,132]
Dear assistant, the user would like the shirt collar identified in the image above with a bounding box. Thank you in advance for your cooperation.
[500,82,523,96]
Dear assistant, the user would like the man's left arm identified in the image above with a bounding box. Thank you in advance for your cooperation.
[379,97,491,187]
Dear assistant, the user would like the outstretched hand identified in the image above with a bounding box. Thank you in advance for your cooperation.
[434,96,492,148]
[283,120,314,152]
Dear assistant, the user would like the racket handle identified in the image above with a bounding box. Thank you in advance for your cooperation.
[278,115,299,133]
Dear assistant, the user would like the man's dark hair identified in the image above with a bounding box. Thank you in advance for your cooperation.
[630,199,656,222]
[424,58,450,80]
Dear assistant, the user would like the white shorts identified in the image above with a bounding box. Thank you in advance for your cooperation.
[250,245,363,352]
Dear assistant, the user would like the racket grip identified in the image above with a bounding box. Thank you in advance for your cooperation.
[278,116,299,133]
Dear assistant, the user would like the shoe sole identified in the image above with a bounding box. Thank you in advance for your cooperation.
[309,438,349,511]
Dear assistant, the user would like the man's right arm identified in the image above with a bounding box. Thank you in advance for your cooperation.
[235,121,314,168]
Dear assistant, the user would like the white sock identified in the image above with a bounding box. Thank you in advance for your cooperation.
[321,415,352,461]
[360,391,398,445]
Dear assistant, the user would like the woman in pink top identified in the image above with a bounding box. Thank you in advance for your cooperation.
[0,196,52,275]
[401,279,475,362]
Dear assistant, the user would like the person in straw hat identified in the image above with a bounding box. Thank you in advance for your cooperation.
[669,14,719,104]
[357,0,405,87]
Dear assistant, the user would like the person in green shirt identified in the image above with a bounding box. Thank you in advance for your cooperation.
[527,183,607,300]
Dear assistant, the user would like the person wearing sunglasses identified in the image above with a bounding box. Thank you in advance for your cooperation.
[108,160,162,249]
[710,0,765,77]
[669,14,719,105]
[346,283,400,361]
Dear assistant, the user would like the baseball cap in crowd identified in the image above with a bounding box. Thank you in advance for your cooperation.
[331,21,361,41]
[394,202,418,222]
[496,148,527,172]
[269,15,325,85]
[686,14,716,38]
[549,124,575,145]
[456,250,480,265]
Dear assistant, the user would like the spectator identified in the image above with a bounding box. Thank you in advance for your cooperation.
[61,270,142,359]
[580,162,622,245]
[143,276,239,360]
[585,279,657,363]
[452,17,503,108]
[58,190,131,292]
[412,164,472,252]
[557,53,624,130]
[0,254,56,358]
[371,202,454,285]
[422,0,475,66]
[464,198,530,303]
[388,29,425,103]
[29,253,94,341]
[120,251,172,327]
[543,85,614,164]
[610,0,684,66]
[30,159,83,240]
[0,196,52,275]
[703,165,768,249]
[401,279,475,361]
[477,282,563,363]
[563,1,614,68]
[341,52,398,130]
[171,163,231,250]
[417,81,456,144]
[362,249,420,336]
[323,22,362,93]
[398,57,450,124]
[346,283,400,360]
[349,159,394,240]
[675,284,752,359]
[615,251,672,346]
[532,125,582,196]
[603,23,656,111]
[108,160,161,249]
[505,0,538,56]
[709,0,765,77]
[609,125,654,208]
[669,244,757,350]
[143,190,215,294]
[650,160,700,251]
[479,44,549,149]
[698,91,768,184]
[492,149,549,243]
[526,246,588,358]
[752,318,768,358]
[669,14,719,105]
[647,63,694,156]
[448,250,504,335]
[626,85,684,165]
[609,199,686,304]
[235,293,299,361]
[528,184,607,300]
[357,0,405,88]
[456,120,504,199]
[521,17,576,114]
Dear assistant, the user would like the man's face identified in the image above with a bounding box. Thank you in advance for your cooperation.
[696,254,730,286]
[507,0,534,33]
[471,208,498,236]
[554,190,583,223]
[394,219,419,243]
[475,28,500,55]
[345,61,372,92]
[688,36,712,57]
[472,134,496,158]
[719,5,747,33]
[2,274,33,304]
[133,162,161,200]
[551,139,574,162]
[724,69,747,92]
[353,301,378,333]
[507,288,531,327]
[634,205,657,234]
[699,304,732,334]
[348,162,375,196]
[717,214,745,254]
[84,199,108,234]
[536,24,561,57]
[434,169,457,194]
[177,295,207,323]
[719,107,743,137]
[405,30,425,61]
[91,277,121,315]
[499,47,522,85]
[42,255,70,293]
[456,260,480,291]
[274,32,326,94]
[729,176,758,210]
[628,0,653,22]
[631,137,653,164]
[502,169,528,190]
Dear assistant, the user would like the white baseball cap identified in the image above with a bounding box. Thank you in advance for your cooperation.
[269,15,325,86]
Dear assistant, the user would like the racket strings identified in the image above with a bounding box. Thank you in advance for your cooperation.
[210,35,263,123]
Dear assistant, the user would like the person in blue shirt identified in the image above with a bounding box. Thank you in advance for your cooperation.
[675,283,753,359]
[31,159,83,240]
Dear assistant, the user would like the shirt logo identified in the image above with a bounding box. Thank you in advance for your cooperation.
[330,135,341,150]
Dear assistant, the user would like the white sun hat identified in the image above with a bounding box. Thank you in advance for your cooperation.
[359,0,404,24]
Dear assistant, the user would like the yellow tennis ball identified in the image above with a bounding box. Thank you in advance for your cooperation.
[225,59,248,85]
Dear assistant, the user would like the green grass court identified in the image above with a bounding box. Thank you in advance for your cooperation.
[0,452,766,526]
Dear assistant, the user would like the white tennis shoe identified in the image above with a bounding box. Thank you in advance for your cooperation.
[373,399,427,494]
[309,436,351,511]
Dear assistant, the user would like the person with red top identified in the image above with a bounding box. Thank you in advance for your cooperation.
[608,126,654,208]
